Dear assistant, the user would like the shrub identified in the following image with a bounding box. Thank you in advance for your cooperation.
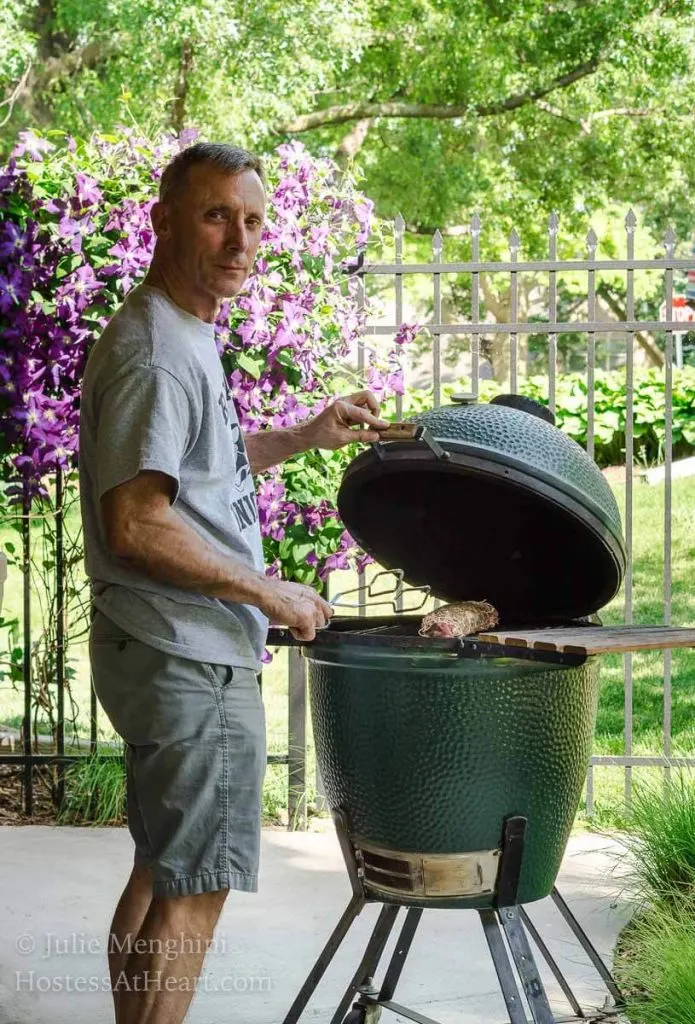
[615,774,695,1024]
[395,370,695,469]
[485,370,695,468]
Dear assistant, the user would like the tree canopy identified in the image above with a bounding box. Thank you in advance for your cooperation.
[2,0,695,242]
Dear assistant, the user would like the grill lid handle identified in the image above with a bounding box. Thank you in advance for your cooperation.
[372,423,449,461]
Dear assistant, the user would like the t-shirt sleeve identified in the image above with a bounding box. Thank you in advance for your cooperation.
[95,364,196,501]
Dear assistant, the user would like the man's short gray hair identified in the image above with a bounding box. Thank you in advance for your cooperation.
[159,142,265,202]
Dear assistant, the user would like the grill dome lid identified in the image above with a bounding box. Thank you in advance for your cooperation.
[337,397,626,623]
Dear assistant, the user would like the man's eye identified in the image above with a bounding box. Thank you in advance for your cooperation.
[246,218,261,228]
[207,210,225,220]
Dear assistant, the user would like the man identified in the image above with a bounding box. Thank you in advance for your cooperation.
[79,141,387,1023]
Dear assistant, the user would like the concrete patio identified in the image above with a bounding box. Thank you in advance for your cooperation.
[0,826,632,1024]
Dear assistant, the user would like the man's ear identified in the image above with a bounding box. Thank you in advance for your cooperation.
[150,201,172,240]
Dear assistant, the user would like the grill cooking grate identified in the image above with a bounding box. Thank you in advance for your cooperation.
[329,614,595,639]
[347,623,416,636]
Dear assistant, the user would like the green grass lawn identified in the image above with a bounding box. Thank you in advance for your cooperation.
[586,475,695,823]
[1,474,694,824]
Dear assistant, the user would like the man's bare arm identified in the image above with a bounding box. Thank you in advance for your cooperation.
[243,427,305,475]
[243,392,389,474]
[100,470,332,639]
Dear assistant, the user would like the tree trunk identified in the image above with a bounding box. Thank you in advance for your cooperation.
[171,40,194,135]
[480,275,534,386]
[596,284,664,367]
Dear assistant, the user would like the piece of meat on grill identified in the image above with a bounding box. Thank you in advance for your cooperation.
[419,601,499,638]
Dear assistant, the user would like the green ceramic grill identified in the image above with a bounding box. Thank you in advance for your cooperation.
[305,622,600,908]
[280,396,626,908]
[277,396,630,1024]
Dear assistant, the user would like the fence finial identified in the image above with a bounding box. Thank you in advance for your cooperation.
[470,211,481,235]
[625,208,637,232]
[548,211,559,235]
[432,229,443,255]
[586,226,598,255]
[394,213,405,236]
[664,224,677,257]
[509,228,520,255]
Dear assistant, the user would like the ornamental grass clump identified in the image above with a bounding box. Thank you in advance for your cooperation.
[617,771,695,905]
[57,754,126,826]
[614,773,695,1024]
[616,900,695,1024]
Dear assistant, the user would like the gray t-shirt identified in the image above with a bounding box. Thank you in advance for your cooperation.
[79,284,268,669]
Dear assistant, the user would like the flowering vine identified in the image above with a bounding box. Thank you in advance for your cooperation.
[0,129,417,587]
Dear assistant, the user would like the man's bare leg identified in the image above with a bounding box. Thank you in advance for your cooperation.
[116,888,228,1024]
[108,861,153,1017]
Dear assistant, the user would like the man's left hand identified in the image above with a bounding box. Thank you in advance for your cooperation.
[300,391,389,451]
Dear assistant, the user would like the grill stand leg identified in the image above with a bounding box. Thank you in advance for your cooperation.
[550,887,624,1008]
[497,905,555,1024]
[329,904,400,1024]
[282,893,365,1024]
[378,908,423,1002]
[480,908,529,1024]
[519,907,586,1019]
[490,815,556,1024]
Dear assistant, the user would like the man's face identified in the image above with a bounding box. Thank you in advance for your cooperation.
[152,164,266,302]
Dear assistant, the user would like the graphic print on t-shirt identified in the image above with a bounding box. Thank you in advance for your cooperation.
[230,421,252,492]
[218,376,258,533]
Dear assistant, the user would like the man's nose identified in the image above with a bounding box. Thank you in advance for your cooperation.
[224,217,249,253]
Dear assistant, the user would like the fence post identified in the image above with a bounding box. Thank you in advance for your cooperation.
[315,760,327,815]
[55,466,66,806]
[22,482,32,816]
[287,648,307,830]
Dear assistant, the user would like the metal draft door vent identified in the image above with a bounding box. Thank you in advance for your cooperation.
[356,841,501,900]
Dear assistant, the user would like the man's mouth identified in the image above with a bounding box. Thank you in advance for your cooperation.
[217,264,246,272]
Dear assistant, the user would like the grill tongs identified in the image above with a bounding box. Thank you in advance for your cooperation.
[266,570,431,646]
[327,569,431,616]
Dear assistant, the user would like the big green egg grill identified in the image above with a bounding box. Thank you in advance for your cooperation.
[275,397,689,1024]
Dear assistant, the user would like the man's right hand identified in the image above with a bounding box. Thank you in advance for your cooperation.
[258,578,334,641]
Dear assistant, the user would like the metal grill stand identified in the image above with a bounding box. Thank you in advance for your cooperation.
[282,813,624,1024]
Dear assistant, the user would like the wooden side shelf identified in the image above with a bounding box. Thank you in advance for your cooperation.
[476,625,695,656]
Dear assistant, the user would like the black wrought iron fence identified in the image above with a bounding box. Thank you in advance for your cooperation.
[0,470,306,821]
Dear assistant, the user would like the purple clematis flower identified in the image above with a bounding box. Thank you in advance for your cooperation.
[11,131,54,162]
[394,322,421,346]
[0,267,29,313]
[0,222,27,260]
[0,128,381,540]
[74,173,103,208]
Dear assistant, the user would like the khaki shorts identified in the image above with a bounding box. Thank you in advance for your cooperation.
[89,610,266,899]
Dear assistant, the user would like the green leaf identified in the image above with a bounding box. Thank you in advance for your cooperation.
[292,566,317,585]
[275,349,297,370]
[236,352,264,380]
[290,542,314,562]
